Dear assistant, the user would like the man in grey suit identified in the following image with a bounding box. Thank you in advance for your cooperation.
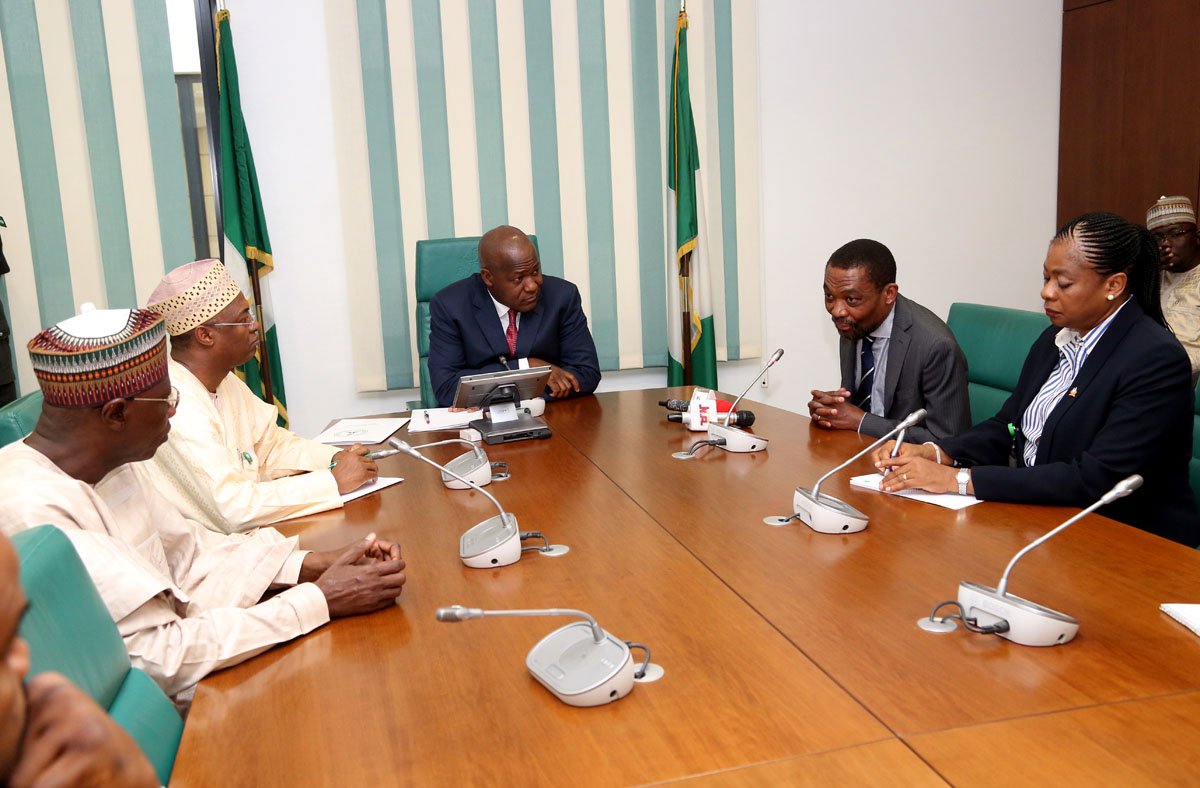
[808,238,970,444]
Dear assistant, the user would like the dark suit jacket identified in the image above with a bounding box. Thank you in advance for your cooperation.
[428,273,601,407]
[939,300,1200,545]
[839,294,971,443]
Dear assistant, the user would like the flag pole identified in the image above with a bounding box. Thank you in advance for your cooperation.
[680,250,693,385]
[247,260,273,403]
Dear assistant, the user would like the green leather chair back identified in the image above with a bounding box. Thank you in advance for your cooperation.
[946,303,1049,424]
[414,235,539,408]
[13,526,183,784]
[0,390,42,447]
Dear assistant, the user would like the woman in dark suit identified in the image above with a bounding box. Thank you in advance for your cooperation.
[876,212,1200,546]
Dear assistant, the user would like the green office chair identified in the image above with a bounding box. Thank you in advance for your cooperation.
[414,235,539,408]
[946,303,1049,424]
[1190,387,1200,534]
[0,390,42,447]
[14,525,183,785]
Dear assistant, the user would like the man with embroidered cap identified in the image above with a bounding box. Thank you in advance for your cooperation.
[141,259,377,534]
[427,225,601,407]
[1148,195,1200,383]
[0,306,408,701]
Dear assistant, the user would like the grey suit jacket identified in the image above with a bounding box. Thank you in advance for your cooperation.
[838,294,971,443]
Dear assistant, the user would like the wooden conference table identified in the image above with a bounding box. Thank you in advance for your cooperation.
[172,389,1200,786]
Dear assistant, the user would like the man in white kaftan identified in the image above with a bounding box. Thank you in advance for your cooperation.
[3,306,407,700]
[141,259,377,533]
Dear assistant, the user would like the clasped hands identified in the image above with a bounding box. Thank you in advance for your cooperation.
[807,388,867,430]
[300,533,407,617]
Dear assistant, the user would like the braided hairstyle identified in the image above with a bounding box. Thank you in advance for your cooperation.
[1053,211,1166,328]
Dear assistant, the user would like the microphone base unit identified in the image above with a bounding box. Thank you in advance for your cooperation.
[793,488,869,534]
[957,581,1079,647]
[440,451,494,489]
[469,412,552,445]
[525,622,637,707]
[459,512,522,568]
[707,422,768,453]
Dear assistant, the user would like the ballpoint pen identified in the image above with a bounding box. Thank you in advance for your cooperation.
[880,427,908,479]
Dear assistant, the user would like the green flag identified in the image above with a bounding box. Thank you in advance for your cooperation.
[216,10,288,426]
[666,9,717,390]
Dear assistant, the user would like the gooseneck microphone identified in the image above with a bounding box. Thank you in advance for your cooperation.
[995,474,1142,597]
[388,439,526,568]
[435,605,648,706]
[776,408,927,534]
[722,347,784,426]
[436,606,605,643]
[921,474,1143,647]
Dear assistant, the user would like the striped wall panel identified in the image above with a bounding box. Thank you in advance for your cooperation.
[328,0,762,392]
[0,0,193,394]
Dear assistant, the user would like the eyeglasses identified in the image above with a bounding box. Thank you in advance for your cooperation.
[129,386,180,409]
[1152,227,1195,243]
[203,320,258,328]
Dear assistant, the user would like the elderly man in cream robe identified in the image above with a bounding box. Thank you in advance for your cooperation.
[140,259,377,533]
[0,308,407,701]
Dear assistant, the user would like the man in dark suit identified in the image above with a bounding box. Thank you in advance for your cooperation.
[0,221,15,407]
[428,225,601,407]
[808,238,970,444]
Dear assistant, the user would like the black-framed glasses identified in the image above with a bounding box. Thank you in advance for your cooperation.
[130,386,180,409]
[1152,226,1195,243]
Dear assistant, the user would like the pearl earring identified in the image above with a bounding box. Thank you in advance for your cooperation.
[1106,294,1115,301]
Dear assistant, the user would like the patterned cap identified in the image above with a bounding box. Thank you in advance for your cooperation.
[1146,196,1196,231]
[28,306,168,408]
[146,259,242,335]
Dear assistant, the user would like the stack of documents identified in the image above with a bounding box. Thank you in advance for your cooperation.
[313,418,410,445]
[1160,604,1200,638]
[849,473,982,511]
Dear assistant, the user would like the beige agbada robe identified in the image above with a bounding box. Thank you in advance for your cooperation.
[0,442,330,699]
[138,359,342,534]
[1162,264,1200,385]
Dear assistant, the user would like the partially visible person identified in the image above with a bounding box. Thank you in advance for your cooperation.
[0,218,16,407]
[141,259,377,534]
[0,307,408,700]
[808,238,971,444]
[1148,195,1200,384]
[427,225,601,407]
[876,212,1200,546]
[1,529,157,787]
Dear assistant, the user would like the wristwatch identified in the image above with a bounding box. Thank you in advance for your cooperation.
[955,468,971,496]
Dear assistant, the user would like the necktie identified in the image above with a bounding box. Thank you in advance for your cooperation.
[506,309,518,357]
[854,335,875,411]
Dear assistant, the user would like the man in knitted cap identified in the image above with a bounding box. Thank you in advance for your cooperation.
[1147,196,1200,383]
[142,259,377,533]
[0,307,407,701]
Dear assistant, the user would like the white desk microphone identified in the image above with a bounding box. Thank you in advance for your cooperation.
[772,408,926,533]
[389,440,566,567]
[919,474,1143,646]
[386,437,508,488]
[672,349,784,459]
[436,606,659,706]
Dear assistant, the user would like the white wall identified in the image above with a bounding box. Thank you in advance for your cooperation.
[220,0,1062,435]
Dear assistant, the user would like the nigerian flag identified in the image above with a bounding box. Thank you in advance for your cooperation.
[666,8,717,390]
[217,10,288,426]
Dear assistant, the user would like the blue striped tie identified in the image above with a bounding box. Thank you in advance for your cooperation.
[855,335,875,411]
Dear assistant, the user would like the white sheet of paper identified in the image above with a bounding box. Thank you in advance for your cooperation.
[849,473,982,511]
[340,476,403,504]
[313,418,410,445]
[1160,603,1200,638]
[407,408,479,433]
